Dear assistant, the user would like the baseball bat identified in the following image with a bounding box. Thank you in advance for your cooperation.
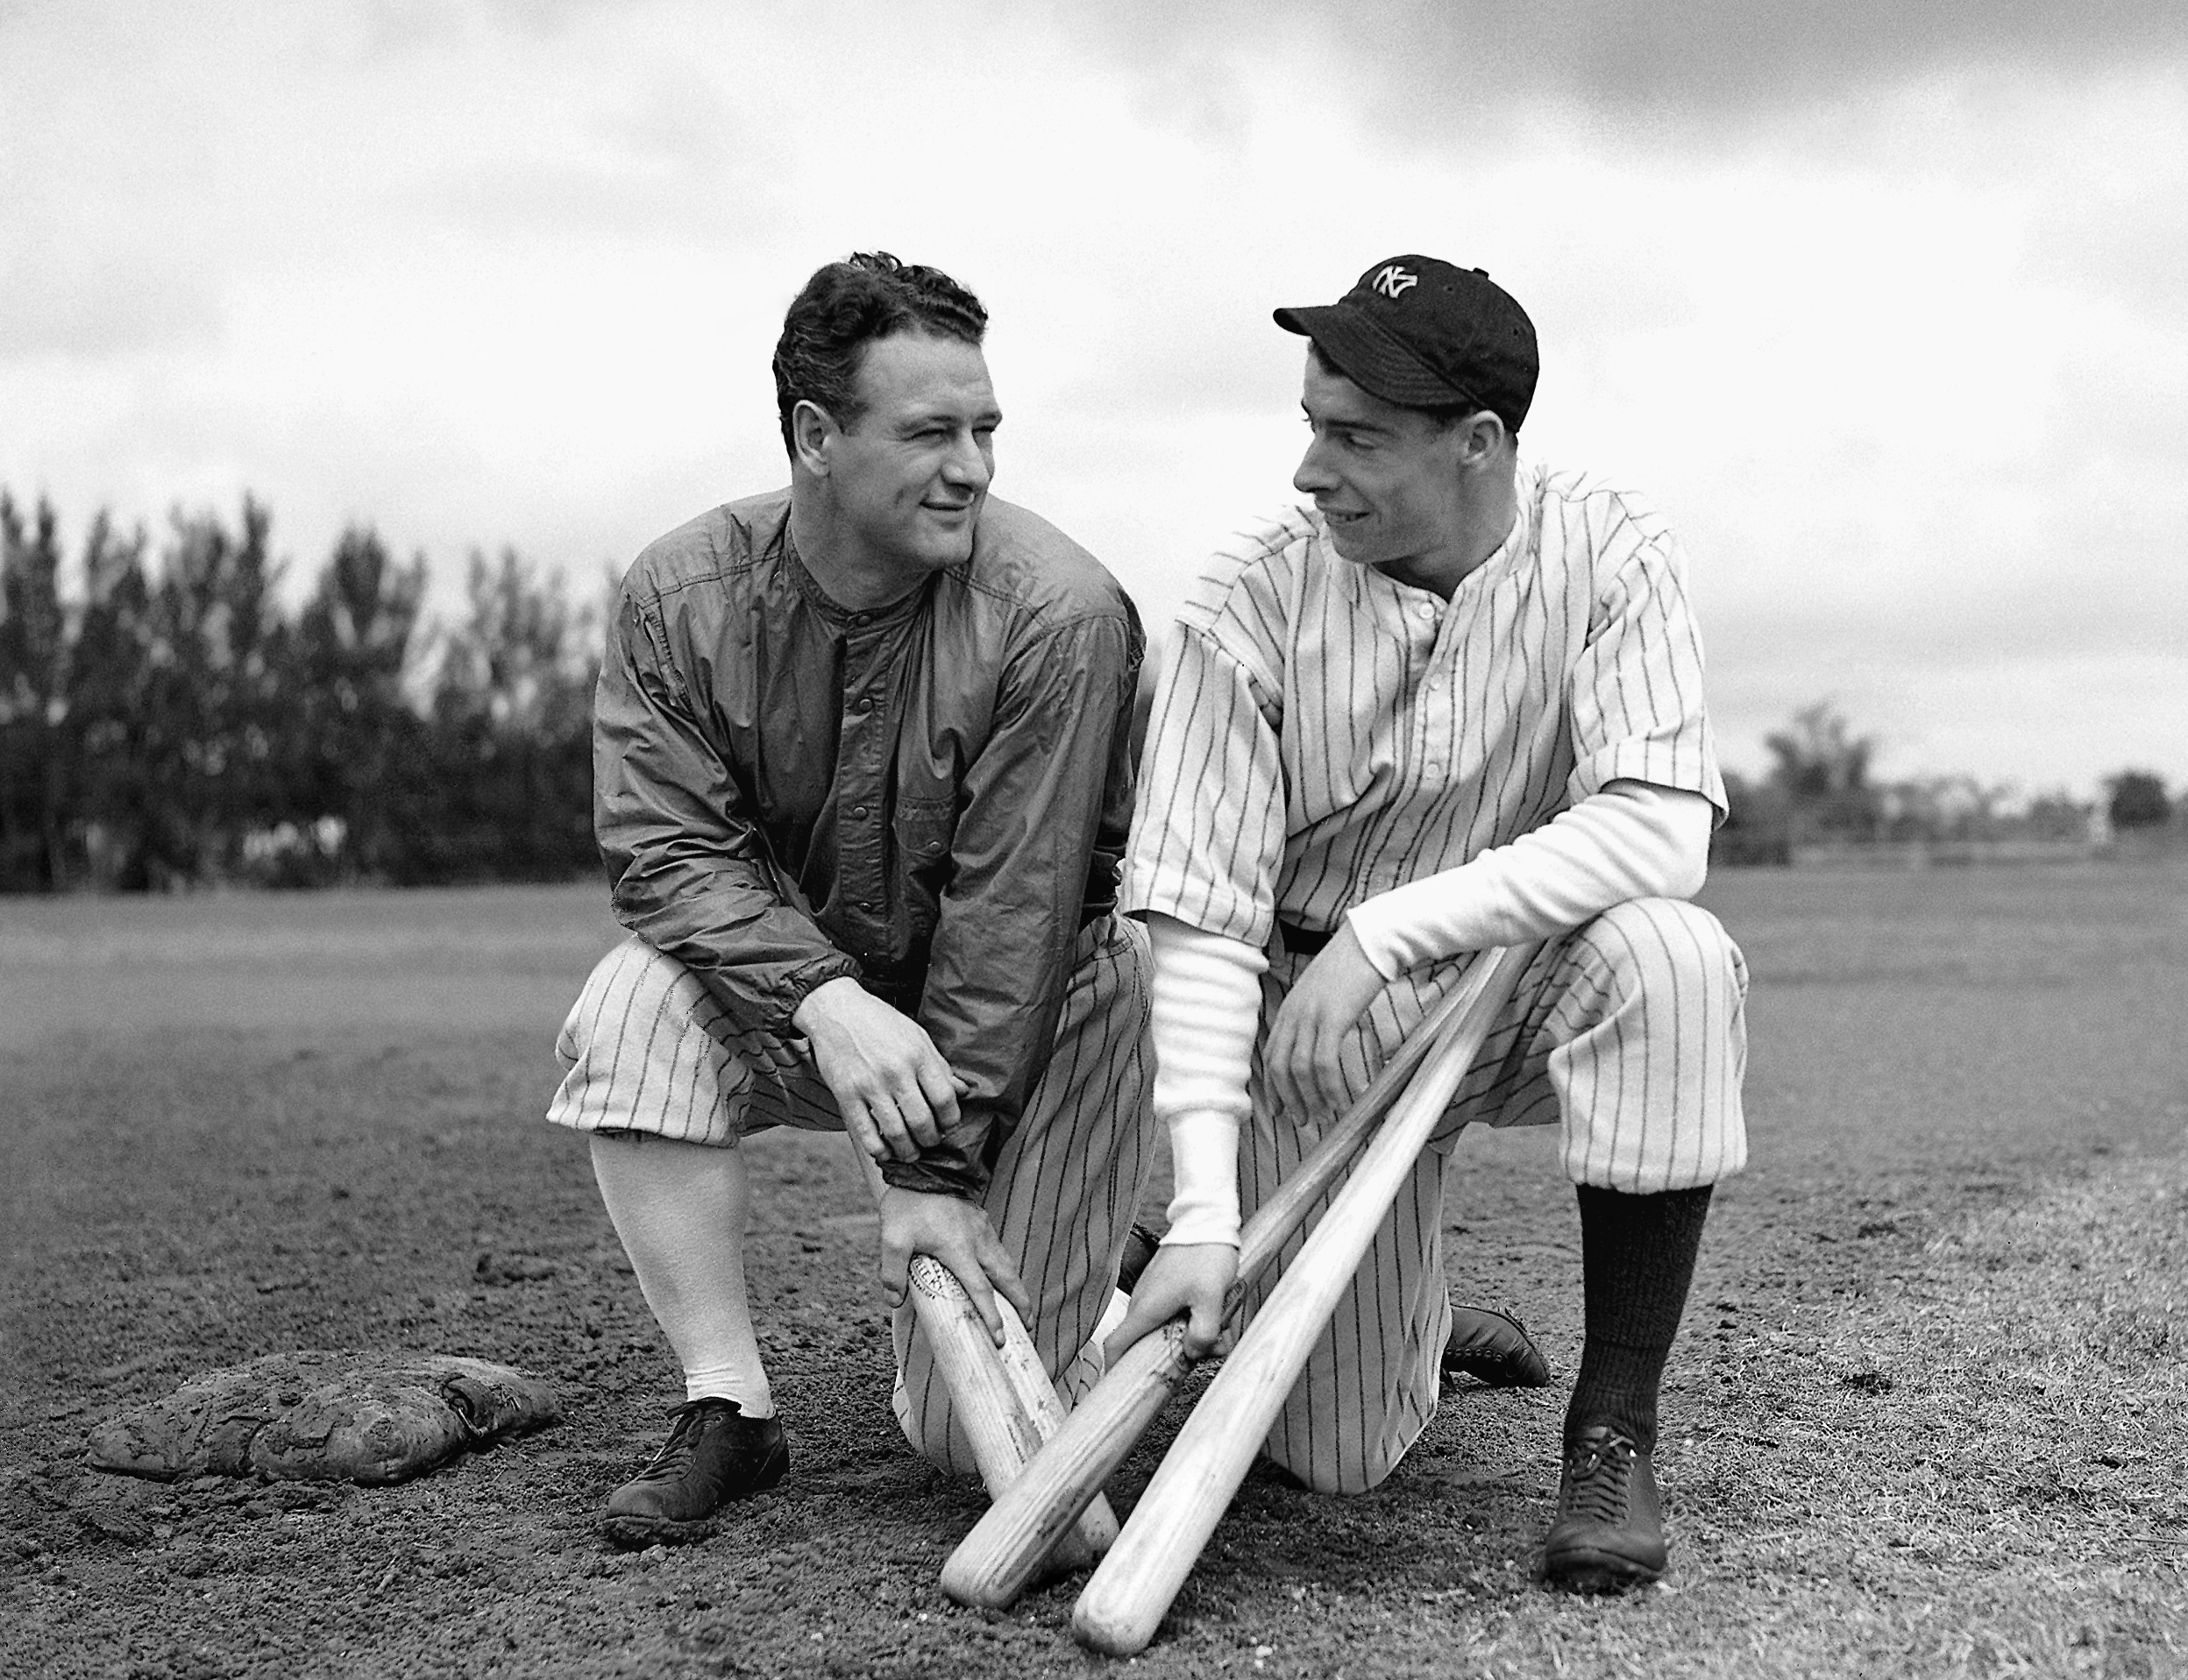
[904,1254,1121,1574]
[1071,943,1538,1655]
[938,949,1517,1610]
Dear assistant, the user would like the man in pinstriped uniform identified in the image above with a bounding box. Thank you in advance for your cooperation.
[1109,256,1749,1591]
[545,252,1156,1548]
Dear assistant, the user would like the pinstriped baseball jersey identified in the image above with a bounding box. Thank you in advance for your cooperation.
[1120,459,1747,1493]
[1121,462,1727,945]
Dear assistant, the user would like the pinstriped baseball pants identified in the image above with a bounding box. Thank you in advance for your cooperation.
[1241,896,1747,1494]
[546,915,1155,1478]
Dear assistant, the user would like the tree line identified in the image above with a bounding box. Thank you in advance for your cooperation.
[1712,701,2179,866]
[4,492,2180,893]
[0,493,600,891]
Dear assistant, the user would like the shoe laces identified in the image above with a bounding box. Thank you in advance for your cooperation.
[1561,1432,1637,1526]
[639,1399,731,1481]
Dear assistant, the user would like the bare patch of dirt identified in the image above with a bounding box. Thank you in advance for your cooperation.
[4,875,2185,1677]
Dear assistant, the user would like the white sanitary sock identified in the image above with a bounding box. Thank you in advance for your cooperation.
[590,1133,776,1418]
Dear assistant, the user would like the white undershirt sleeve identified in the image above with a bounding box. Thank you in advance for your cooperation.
[1143,912,1267,1249]
[1345,781,1714,979]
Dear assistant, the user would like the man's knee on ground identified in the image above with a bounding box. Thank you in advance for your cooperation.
[892,1379,983,1480]
[1257,1442,1391,1498]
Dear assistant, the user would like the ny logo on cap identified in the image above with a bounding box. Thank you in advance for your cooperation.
[1371,264,1418,299]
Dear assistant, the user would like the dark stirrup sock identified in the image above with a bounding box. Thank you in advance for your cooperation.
[1566,1183,1715,1454]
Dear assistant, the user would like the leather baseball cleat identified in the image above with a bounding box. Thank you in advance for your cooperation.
[600,1398,790,1549]
[1441,1303,1553,1388]
[1540,1424,1667,1591]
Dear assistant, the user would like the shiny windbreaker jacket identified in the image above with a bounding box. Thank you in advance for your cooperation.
[593,488,1142,1198]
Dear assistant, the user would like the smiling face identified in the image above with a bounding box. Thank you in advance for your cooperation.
[1292,349,1473,584]
[807,330,1000,588]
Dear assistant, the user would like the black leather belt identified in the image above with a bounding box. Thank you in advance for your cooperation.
[1278,920,1334,956]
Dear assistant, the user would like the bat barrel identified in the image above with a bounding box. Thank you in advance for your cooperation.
[939,1321,1190,1608]
[937,956,1501,1609]
[1070,945,1535,1655]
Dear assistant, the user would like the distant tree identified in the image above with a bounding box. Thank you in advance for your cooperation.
[64,514,156,888]
[0,486,614,894]
[1765,700,1875,801]
[1709,768,1790,866]
[130,500,289,885]
[416,548,598,881]
[0,494,70,888]
[2021,790,2096,845]
[1764,701,1881,844]
[2105,770,2171,833]
[280,526,432,883]
[1877,775,2015,844]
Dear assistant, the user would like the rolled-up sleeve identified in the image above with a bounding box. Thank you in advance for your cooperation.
[594,586,859,1049]
[1565,528,1728,820]
[885,607,1141,1197]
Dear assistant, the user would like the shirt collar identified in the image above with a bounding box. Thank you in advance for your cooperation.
[780,529,934,631]
[1332,461,1536,609]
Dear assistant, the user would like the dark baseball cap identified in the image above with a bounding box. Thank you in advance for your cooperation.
[1275,256,1538,432]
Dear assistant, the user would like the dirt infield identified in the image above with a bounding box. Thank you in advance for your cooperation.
[4,868,2184,1678]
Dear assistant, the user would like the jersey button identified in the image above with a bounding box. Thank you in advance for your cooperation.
[852,805,869,819]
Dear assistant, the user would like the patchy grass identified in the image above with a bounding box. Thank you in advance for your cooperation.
[1661,1154,2188,1679]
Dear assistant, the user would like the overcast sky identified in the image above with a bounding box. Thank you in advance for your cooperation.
[3,0,2183,796]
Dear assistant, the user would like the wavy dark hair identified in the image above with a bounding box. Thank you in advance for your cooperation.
[772,252,988,457]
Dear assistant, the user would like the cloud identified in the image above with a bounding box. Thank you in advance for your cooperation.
[1043,0,2187,128]
[2,0,2183,797]
[0,260,224,358]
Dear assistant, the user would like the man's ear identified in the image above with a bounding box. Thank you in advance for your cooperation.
[791,399,835,476]
[1457,410,1507,468]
